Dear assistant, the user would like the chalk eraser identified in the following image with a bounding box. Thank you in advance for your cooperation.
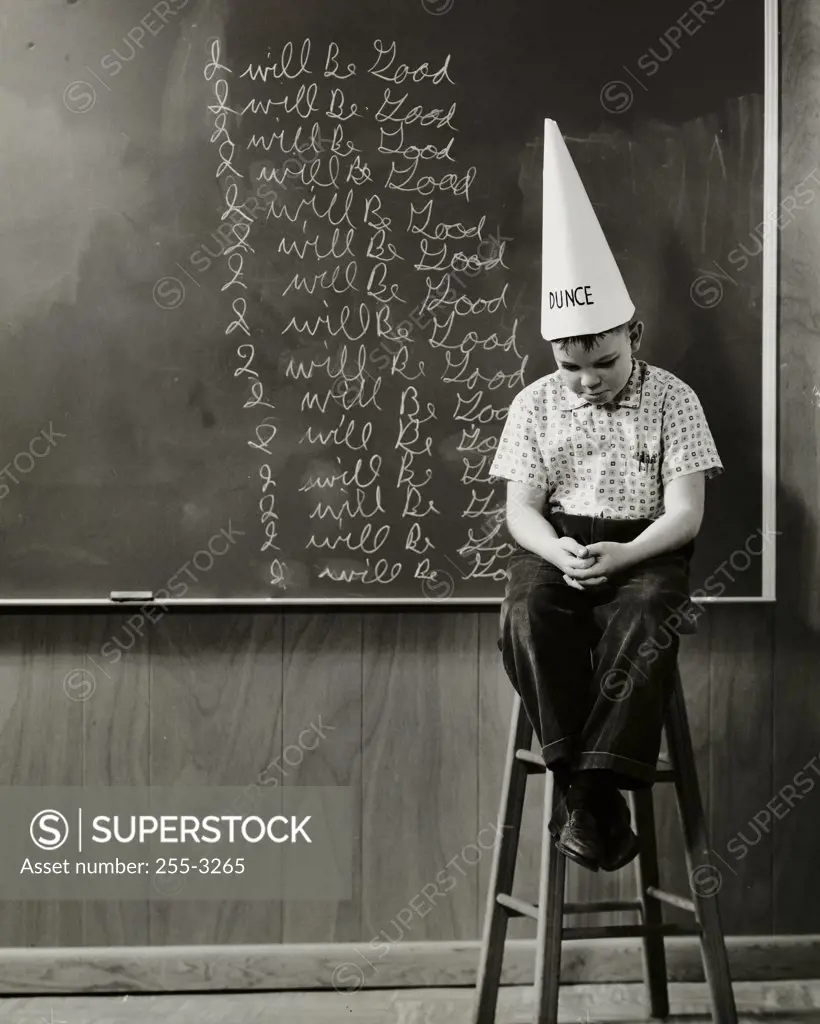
[109,591,154,602]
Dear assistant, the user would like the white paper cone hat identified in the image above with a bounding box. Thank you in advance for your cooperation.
[541,118,634,341]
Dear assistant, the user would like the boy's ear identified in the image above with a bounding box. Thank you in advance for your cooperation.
[628,320,644,350]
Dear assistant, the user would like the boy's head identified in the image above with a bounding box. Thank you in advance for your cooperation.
[551,319,643,405]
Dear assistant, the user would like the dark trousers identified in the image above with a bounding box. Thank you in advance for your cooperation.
[498,512,694,789]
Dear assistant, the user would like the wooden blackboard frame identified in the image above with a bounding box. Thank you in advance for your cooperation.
[759,0,779,603]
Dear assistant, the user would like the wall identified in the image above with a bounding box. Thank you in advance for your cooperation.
[0,0,817,950]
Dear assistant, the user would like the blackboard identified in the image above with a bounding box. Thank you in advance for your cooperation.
[0,0,774,602]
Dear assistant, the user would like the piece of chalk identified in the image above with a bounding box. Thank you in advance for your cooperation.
[109,591,154,602]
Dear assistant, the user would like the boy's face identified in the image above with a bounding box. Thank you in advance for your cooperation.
[551,324,641,405]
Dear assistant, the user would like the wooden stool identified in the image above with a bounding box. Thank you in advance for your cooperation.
[474,651,737,1023]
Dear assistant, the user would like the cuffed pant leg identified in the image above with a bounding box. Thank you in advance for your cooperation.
[577,555,691,789]
[499,550,595,769]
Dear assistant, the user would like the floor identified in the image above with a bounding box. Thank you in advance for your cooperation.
[1,982,820,1023]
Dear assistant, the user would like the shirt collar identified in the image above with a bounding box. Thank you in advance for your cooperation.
[558,358,644,411]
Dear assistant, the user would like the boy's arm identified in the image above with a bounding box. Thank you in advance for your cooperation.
[489,389,558,561]
[505,481,560,561]
[621,471,705,567]
[489,388,597,577]
[619,378,720,569]
[505,482,601,581]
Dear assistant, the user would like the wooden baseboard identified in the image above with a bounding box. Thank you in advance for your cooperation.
[0,936,817,994]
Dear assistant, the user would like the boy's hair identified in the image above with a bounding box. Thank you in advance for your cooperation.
[550,319,633,353]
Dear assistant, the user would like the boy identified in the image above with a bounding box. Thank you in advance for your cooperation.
[489,121,723,873]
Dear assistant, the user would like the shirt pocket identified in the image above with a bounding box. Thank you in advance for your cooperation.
[625,433,663,513]
[604,421,657,508]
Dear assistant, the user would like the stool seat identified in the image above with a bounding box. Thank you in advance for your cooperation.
[473,666,737,1024]
[515,746,675,781]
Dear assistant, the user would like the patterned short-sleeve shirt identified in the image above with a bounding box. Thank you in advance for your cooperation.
[488,359,723,520]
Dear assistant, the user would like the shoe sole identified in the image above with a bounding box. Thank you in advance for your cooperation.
[555,837,600,872]
[549,819,600,872]
[600,833,640,872]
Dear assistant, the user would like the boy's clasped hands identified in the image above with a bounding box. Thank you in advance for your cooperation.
[548,536,634,590]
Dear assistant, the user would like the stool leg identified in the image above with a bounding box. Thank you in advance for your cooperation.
[474,695,534,1024]
[666,673,738,1024]
[630,788,670,1020]
[533,768,565,1024]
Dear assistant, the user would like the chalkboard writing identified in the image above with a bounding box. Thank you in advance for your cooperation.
[201,25,528,599]
[0,0,768,601]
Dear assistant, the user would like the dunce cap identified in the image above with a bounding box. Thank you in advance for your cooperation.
[540,118,634,341]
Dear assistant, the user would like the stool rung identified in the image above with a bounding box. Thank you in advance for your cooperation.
[645,885,696,914]
[495,893,538,920]
[497,895,644,921]
[564,899,643,915]
[655,768,676,781]
[562,922,697,941]
[514,748,546,772]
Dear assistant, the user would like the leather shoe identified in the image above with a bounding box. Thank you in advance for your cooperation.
[549,799,602,872]
[597,789,640,872]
